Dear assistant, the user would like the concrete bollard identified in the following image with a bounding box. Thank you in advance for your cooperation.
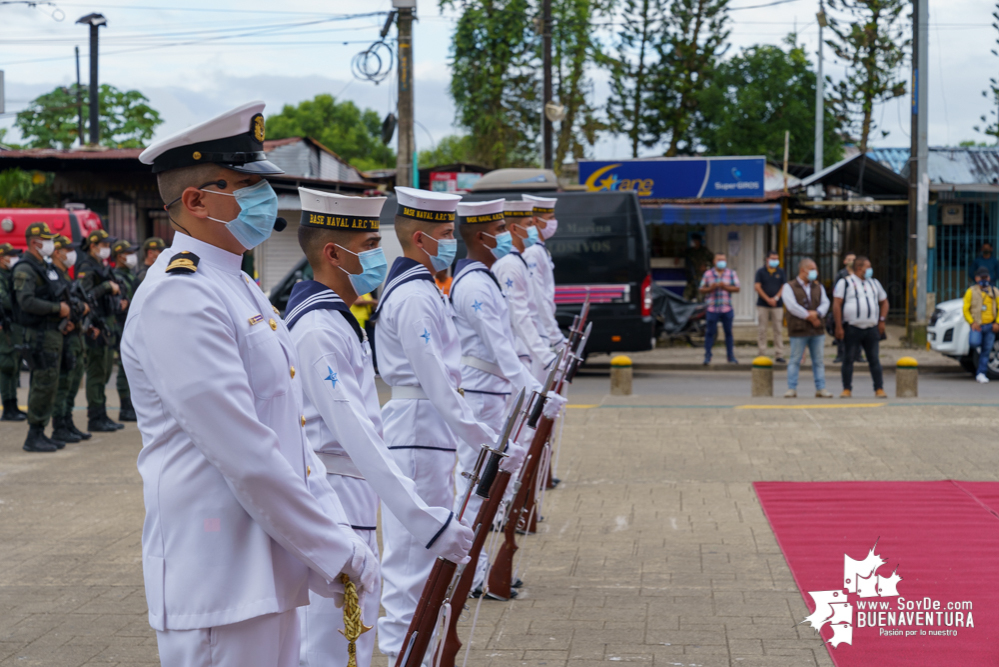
[896,356,918,398]
[751,356,774,397]
[610,355,633,396]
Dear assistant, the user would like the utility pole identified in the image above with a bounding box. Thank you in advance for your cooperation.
[914,0,929,325]
[394,0,415,190]
[75,46,84,148]
[814,0,826,173]
[76,13,106,147]
[542,0,553,170]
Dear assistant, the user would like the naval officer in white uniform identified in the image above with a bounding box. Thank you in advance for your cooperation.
[373,186,501,659]
[285,188,474,667]
[492,199,556,381]
[521,195,566,349]
[122,102,377,667]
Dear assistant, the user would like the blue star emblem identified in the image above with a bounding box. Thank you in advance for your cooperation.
[505,278,514,288]
[420,328,431,344]
[324,366,338,389]
[471,300,483,312]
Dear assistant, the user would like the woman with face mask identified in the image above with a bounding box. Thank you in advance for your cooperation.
[110,239,140,422]
[76,229,125,433]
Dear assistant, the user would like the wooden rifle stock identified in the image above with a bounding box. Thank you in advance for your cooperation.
[486,415,556,600]
[394,557,457,667]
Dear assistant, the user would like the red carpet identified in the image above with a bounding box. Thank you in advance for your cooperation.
[754,481,999,665]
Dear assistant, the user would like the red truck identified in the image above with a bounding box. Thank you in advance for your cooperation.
[0,204,105,251]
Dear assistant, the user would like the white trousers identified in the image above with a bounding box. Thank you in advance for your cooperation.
[156,609,299,667]
[300,524,380,667]
[377,444,456,657]
[453,390,508,589]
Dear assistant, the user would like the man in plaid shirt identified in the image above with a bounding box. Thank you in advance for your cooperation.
[699,252,741,365]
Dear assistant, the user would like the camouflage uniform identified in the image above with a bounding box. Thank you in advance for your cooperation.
[51,235,92,443]
[111,239,138,421]
[0,243,26,421]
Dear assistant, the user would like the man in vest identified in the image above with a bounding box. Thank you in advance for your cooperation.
[780,258,832,398]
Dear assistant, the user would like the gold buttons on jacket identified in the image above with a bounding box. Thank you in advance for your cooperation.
[272,305,280,315]
[269,318,277,331]
[290,365,296,379]
[307,465,311,477]
[301,415,306,427]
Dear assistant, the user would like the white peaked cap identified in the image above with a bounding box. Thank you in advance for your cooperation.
[522,194,558,207]
[503,199,535,213]
[298,187,386,217]
[457,199,506,217]
[395,186,462,213]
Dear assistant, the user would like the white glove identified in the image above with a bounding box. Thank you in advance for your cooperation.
[427,514,474,564]
[309,533,380,607]
[542,390,567,420]
[499,439,526,474]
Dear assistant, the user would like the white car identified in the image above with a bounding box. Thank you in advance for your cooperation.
[927,297,999,378]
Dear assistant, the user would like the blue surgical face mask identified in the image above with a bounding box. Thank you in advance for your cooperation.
[768,259,780,269]
[525,225,540,247]
[423,234,457,272]
[336,244,387,296]
[865,267,874,279]
[203,180,278,250]
[807,269,818,281]
[484,231,513,260]
[715,260,727,270]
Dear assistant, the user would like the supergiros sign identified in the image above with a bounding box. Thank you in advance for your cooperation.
[579,157,766,200]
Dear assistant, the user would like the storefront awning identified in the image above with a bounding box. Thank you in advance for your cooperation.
[642,203,781,225]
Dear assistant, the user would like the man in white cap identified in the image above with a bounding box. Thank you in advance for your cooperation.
[522,195,566,350]
[373,186,501,659]
[122,102,377,666]
[285,188,474,667]
[451,199,542,595]
[492,199,557,381]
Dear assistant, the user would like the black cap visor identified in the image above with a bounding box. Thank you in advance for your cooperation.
[226,158,284,175]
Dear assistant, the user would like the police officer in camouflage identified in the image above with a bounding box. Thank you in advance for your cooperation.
[134,236,165,291]
[111,239,137,422]
[0,243,27,422]
[14,222,71,452]
[76,229,124,432]
[51,235,92,444]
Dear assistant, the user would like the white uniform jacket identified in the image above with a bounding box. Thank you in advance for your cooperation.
[285,280,451,544]
[523,241,566,346]
[491,251,555,370]
[373,257,498,451]
[449,259,542,396]
[121,234,357,632]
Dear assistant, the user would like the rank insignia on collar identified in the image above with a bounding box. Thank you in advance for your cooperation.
[166,252,200,275]
[248,314,264,326]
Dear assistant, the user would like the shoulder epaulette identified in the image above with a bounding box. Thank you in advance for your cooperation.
[166,251,199,275]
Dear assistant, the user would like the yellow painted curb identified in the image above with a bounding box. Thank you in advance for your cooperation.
[752,356,774,367]
[896,356,919,367]
[567,404,598,409]
[736,403,885,410]
[610,355,633,367]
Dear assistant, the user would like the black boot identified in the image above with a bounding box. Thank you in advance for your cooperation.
[51,416,81,444]
[43,428,66,449]
[104,407,125,430]
[2,398,27,422]
[23,424,57,452]
[88,406,119,433]
[117,396,137,422]
[67,414,91,440]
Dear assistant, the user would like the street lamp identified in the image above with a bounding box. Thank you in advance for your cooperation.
[75,12,107,146]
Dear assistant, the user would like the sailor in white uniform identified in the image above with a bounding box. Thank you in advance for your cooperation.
[285,188,474,667]
[451,199,539,592]
[373,187,501,658]
[122,102,377,667]
[491,199,557,381]
[521,195,566,349]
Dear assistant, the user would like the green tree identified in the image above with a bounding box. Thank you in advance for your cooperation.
[695,37,844,166]
[974,2,999,144]
[443,0,540,168]
[0,169,55,208]
[14,84,162,149]
[418,134,477,167]
[265,94,395,172]
[826,0,909,153]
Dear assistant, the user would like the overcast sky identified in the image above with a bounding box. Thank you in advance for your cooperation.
[0,0,994,164]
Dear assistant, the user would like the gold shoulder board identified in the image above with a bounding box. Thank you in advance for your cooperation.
[166,252,200,275]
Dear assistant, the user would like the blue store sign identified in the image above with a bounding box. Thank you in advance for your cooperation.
[578,157,766,199]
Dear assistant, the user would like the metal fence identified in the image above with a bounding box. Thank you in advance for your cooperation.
[930,192,999,305]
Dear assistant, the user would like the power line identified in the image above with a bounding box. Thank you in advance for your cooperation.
[728,0,803,10]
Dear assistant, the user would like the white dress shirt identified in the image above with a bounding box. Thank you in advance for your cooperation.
[833,275,887,329]
[780,277,831,321]
[492,250,556,370]
[523,242,566,346]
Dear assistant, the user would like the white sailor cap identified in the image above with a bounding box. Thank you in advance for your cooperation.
[298,187,386,232]
[522,194,558,213]
[456,198,506,224]
[395,186,461,223]
[139,101,282,175]
[503,198,535,219]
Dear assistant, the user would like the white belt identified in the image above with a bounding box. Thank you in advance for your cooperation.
[317,452,365,480]
[391,385,429,400]
[461,355,506,379]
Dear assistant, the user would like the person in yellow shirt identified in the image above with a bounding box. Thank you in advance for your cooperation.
[963,267,999,383]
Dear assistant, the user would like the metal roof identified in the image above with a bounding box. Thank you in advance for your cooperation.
[797,153,909,197]
[868,146,999,187]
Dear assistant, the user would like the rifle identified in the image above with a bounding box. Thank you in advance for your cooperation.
[395,390,526,667]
